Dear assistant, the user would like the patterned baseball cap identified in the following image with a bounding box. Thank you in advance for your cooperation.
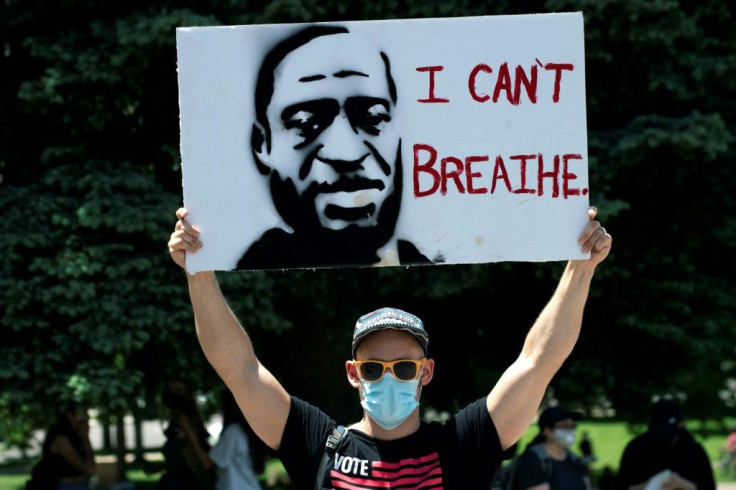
[352,307,428,358]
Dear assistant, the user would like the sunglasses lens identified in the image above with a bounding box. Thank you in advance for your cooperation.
[394,361,419,381]
[360,362,385,381]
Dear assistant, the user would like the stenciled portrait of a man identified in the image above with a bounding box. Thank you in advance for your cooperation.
[242,25,435,270]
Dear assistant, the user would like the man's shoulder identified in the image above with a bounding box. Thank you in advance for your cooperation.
[416,397,497,443]
[517,444,548,467]
[281,396,337,441]
[623,432,647,448]
[289,396,331,418]
[675,431,709,454]
[622,431,658,456]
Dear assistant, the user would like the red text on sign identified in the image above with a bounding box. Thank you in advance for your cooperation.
[416,66,450,103]
[413,143,587,199]
[418,60,575,105]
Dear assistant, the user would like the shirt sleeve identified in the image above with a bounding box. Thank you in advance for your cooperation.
[514,449,548,489]
[209,424,243,469]
[276,396,336,488]
[450,397,504,482]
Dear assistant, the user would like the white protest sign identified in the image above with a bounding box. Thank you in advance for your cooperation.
[177,13,589,273]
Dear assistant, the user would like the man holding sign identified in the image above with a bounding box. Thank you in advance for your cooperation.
[167,205,611,489]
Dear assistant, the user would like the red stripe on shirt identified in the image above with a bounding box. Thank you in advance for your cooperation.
[372,461,441,479]
[372,452,440,470]
[331,471,444,489]
[330,467,443,489]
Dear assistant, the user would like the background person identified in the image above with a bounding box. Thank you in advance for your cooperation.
[723,426,736,475]
[144,379,215,490]
[579,430,595,467]
[178,389,266,490]
[616,399,715,490]
[513,406,590,490]
[26,402,96,490]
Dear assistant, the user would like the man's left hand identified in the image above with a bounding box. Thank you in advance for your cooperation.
[577,206,612,268]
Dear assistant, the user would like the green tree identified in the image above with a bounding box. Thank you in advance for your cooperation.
[546,0,736,424]
[0,4,281,458]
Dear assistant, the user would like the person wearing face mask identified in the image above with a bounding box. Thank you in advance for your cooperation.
[616,399,715,490]
[144,380,216,490]
[167,205,613,489]
[512,406,590,490]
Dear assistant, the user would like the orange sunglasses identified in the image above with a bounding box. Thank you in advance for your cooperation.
[353,359,426,382]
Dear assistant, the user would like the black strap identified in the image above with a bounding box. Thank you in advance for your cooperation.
[529,444,554,478]
[315,425,346,490]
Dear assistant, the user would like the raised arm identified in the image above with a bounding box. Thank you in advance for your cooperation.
[487,207,612,450]
[168,208,291,450]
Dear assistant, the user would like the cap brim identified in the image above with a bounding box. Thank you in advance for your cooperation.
[352,325,428,356]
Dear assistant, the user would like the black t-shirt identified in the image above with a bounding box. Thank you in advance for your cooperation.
[513,445,587,490]
[277,396,503,489]
[616,431,715,490]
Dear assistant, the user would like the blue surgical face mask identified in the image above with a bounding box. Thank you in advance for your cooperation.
[360,372,420,430]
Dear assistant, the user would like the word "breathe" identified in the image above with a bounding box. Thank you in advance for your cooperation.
[413,143,588,199]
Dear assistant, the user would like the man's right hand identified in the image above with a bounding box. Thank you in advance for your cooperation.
[168,207,202,270]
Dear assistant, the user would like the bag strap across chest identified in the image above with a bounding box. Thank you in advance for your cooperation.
[315,425,347,490]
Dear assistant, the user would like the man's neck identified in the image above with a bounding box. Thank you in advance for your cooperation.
[543,441,568,460]
[351,410,421,441]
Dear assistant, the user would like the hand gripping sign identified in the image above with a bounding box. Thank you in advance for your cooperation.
[177,12,590,272]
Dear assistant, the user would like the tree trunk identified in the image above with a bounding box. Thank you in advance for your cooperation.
[102,420,113,451]
[115,416,127,481]
[133,411,145,463]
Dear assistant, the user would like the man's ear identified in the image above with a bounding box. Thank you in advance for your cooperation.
[420,358,435,387]
[251,122,272,175]
[346,360,361,389]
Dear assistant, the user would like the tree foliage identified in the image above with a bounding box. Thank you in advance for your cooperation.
[1,0,734,453]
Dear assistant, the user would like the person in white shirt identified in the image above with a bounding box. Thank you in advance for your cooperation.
[179,389,264,490]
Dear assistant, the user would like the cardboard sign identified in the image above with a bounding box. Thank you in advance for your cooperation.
[177,12,590,273]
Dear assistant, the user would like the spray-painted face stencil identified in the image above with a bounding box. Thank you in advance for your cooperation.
[258,34,400,231]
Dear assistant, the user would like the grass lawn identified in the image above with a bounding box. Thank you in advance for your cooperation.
[0,473,27,490]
